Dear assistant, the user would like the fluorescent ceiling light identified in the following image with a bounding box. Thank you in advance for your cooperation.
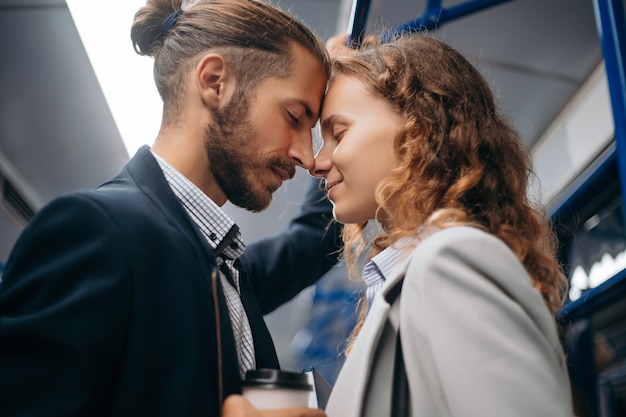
[67,0,162,156]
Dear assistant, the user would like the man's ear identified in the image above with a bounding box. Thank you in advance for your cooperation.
[195,53,235,110]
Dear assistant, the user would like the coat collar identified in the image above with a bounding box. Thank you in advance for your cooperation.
[116,145,222,264]
[326,226,440,417]
[379,225,440,303]
[325,246,413,417]
[121,146,199,235]
[120,146,280,371]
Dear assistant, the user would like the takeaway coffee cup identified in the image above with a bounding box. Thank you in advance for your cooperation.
[241,368,313,409]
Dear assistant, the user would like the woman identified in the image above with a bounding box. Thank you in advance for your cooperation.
[310,35,574,417]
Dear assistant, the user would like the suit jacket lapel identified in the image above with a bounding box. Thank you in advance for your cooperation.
[123,146,280,371]
[120,146,201,241]
[120,146,223,276]
[237,265,280,369]
[114,146,243,388]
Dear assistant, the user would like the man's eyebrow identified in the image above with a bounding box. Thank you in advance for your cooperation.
[294,99,317,122]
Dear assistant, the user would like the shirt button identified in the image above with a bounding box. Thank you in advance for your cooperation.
[230,242,239,250]
[209,233,217,241]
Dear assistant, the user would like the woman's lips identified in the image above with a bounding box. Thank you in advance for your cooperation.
[325,180,341,198]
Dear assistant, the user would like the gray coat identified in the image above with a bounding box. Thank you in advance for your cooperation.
[326,226,573,417]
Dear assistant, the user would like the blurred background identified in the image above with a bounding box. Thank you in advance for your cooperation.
[1,1,625,413]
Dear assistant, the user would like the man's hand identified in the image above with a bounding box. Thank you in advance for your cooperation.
[325,32,353,58]
[222,395,327,417]
[325,32,382,58]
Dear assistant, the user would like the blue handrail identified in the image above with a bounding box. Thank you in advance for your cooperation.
[548,0,626,322]
[382,0,516,42]
[348,0,516,45]
[594,0,626,226]
[547,143,618,221]
[346,0,372,46]
[559,268,626,320]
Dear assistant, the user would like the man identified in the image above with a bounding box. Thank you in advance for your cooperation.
[0,1,339,416]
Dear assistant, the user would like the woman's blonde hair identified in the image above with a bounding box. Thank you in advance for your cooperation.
[334,35,568,349]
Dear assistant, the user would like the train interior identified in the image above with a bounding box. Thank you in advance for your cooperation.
[1,1,625,416]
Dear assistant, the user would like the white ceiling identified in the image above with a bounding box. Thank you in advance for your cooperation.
[360,0,602,149]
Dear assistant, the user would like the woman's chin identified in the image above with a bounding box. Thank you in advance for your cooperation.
[332,207,367,225]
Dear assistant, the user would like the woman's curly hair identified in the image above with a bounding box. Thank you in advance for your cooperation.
[334,35,567,336]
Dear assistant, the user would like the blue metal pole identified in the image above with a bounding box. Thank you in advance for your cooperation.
[382,0,516,42]
[593,0,626,227]
[346,0,373,46]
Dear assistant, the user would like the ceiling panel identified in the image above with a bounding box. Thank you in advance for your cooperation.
[0,3,129,260]
[361,0,603,148]
[0,5,128,204]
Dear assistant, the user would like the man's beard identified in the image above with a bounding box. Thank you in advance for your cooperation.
[204,93,295,212]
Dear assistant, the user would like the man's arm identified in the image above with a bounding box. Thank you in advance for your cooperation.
[239,177,342,314]
[0,195,131,417]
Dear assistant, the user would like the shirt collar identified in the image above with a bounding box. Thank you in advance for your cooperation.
[151,151,245,260]
[362,245,407,288]
[363,237,418,284]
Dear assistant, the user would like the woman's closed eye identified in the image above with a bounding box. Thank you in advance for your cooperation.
[332,128,345,142]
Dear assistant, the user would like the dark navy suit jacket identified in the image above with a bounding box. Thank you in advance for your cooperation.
[0,146,340,416]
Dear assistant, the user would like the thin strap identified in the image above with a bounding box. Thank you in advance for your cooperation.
[387,277,408,417]
[384,278,404,304]
[211,268,224,404]
[391,330,410,417]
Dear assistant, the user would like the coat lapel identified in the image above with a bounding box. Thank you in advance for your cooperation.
[119,146,223,278]
[111,146,243,391]
[121,146,280,372]
[326,251,413,417]
[237,265,280,369]
[119,146,202,241]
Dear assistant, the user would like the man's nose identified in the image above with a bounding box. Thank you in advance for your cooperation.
[289,130,315,170]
